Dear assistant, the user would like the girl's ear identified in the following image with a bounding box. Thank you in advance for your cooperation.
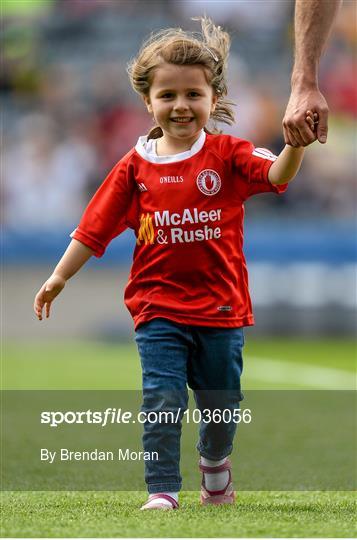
[143,96,153,114]
[211,95,218,114]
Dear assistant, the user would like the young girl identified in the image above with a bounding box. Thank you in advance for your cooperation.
[34,18,314,510]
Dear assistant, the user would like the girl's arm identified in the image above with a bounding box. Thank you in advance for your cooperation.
[268,145,305,185]
[34,239,94,320]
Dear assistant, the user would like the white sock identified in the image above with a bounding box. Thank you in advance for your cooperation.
[145,491,178,508]
[201,457,229,491]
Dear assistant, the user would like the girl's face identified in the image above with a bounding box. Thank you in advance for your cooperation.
[144,63,218,151]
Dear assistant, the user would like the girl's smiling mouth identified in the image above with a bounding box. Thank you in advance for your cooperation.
[170,117,194,123]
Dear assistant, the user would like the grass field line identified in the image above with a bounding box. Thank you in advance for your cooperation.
[246,356,356,389]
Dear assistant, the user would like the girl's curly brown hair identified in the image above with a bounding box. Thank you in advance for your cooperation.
[127,17,235,138]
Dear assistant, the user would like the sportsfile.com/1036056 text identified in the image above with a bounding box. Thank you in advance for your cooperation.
[40,408,252,427]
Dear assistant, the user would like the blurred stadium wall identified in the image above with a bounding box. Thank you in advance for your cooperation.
[2,0,356,340]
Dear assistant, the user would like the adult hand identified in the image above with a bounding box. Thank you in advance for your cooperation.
[34,275,66,320]
[283,86,329,147]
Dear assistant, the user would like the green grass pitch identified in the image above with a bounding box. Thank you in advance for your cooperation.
[1,338,356,538]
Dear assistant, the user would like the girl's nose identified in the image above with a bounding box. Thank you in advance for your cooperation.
[173,98,189,111]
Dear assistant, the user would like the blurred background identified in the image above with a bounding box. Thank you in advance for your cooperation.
[2,0,356,342]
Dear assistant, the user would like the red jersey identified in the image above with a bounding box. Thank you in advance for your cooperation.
[72,131,287,329]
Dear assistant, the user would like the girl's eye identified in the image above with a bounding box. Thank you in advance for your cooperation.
[188,92,200,97]
[161,93,173,98]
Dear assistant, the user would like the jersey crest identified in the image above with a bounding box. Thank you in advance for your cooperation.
[196,169,221,196]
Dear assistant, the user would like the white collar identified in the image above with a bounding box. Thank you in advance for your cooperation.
[135,130,206,164]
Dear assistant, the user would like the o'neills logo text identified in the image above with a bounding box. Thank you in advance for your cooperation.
[160,176,184,184]
[137,208,222,245]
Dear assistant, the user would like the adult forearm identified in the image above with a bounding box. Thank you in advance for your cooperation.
[292,0,342,87]
[268,145,305,185]
[52,239,93,281]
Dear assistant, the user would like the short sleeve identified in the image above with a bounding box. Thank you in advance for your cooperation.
[230,138,288,201]
[71,157,136,257]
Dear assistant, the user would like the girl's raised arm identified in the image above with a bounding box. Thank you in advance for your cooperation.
[34,239,93,321]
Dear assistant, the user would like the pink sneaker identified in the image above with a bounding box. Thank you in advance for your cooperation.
[199,458,235,505]
[140,493,179,510]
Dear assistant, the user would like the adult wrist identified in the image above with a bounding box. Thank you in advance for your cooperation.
[291,68,318,90]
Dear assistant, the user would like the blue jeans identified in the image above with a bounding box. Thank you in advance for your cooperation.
[135,318,244,494]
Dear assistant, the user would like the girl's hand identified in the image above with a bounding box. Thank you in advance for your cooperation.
[305,110,319,132]
[34,275,66,321]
